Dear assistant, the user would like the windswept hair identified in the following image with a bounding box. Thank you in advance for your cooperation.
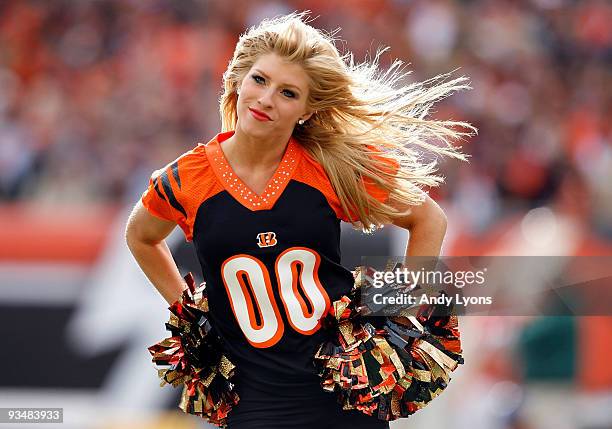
[220,12,476,232]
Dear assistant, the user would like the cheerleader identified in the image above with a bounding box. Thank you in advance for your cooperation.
[126,12,473,429]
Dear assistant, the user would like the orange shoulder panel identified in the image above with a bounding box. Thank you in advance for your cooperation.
[362,145,400,204]
[292,145,399,223]
[141,143,224,241]
[292,149,350,222]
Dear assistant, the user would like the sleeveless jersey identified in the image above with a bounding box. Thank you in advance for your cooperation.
[141,131,393,428]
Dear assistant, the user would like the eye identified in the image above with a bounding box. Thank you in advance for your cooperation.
[252,74,265,84]
[282,89,296,98]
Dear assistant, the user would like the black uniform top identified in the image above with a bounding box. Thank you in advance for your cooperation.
[142,131,391,428]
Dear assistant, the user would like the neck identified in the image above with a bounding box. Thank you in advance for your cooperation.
[223,127,292,170]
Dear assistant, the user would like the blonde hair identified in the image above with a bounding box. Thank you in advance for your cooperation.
[220,12,476,232]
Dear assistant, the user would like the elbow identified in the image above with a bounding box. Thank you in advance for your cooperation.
[125,207,148,250]
[424,200,447,237]
[390,191,448,232]
[436,205,448,233]
[411,207,447,235]
[124,218,139,251]
[439,212,448,238]
[395,197,448,233]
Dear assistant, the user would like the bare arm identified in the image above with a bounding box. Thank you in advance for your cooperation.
[125,201,188,305]
[391,193,448,258]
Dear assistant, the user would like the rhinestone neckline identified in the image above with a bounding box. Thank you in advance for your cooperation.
[205,131,301,211]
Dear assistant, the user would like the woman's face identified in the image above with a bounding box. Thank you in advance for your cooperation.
[236,52,313,140]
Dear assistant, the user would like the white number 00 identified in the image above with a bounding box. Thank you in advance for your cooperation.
[220,247,330,348]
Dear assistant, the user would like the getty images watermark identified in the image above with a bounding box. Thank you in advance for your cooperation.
[369,263,490,307]
[358,256,612,316]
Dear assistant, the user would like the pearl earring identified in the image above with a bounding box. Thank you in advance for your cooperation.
[298,119,305,125]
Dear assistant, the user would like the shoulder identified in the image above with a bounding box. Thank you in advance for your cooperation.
[152,142,208,175]
[150,142,214,192]
[293,145,332,183]
[143,139,223,242]
[293,144,348,221]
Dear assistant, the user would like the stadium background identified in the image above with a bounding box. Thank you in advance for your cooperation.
[1,0,611,428]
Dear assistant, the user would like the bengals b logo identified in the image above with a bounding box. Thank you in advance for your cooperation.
[257,232,277,248]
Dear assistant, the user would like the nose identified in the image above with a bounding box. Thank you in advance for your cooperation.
[257,87,274,109]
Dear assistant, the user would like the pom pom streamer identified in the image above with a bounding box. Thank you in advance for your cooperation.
[148,273,239,428]
[314,266,464,421]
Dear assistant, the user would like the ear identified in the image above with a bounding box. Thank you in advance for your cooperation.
[300,109,315,122]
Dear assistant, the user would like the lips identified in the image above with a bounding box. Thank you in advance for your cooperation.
[248,107,272,121]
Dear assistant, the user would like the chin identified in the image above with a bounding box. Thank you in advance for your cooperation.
[238,115,271,135]
[235,120,263,138]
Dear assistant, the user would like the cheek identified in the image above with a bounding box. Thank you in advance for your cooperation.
[240,80,259,97]
[281,102,306,119]
[238,80,252,100]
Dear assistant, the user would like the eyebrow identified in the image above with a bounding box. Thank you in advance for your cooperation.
[252,69,303,94]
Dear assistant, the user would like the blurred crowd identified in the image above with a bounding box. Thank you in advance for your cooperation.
[0,0,610,238]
